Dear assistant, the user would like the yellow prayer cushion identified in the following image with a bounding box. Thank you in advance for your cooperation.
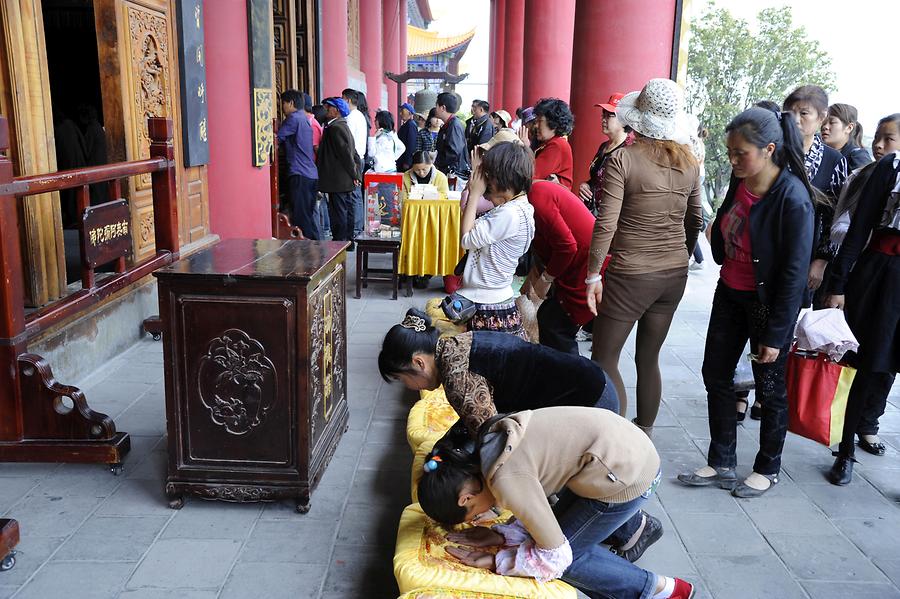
[398,588,526,598]
[406,388,459,453]
[425,298,466,338]
[394,503,577,599]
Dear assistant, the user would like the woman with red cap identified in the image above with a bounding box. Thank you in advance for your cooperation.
[578,93,635,216]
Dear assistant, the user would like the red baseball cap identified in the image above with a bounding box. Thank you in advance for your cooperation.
[594,92,626,113]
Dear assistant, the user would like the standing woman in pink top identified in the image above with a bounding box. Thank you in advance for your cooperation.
[677,106,814,498]
[585,79,703,436]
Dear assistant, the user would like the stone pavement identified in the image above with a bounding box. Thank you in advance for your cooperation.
[2,246,900,599]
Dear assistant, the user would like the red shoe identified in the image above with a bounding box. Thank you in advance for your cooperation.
[671,578,695,599]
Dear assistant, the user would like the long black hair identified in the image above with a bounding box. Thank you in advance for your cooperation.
[417,434,482,526]
[378,309,440,382]
[726,106,820,204]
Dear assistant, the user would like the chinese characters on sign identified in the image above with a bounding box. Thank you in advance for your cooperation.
[80,199,133,269]
[88,220,130,247]
[175,0,210,166]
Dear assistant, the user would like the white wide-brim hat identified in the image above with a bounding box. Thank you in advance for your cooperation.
[616,78,693,145]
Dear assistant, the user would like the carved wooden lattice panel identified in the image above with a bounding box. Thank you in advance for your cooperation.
[121,1,173,260]
[272,0,294,99]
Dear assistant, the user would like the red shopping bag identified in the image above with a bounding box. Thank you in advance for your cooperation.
[786,348,856,446]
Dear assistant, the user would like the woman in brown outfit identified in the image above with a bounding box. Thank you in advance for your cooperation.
[586,79,704,435]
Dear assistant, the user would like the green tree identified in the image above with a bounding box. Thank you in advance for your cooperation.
[686,5,836,204]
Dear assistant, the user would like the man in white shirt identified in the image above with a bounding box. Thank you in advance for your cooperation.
[342,88,369,237]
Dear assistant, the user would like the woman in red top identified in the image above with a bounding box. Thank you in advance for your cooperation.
[532,98,575,190]
[522,180,596,355]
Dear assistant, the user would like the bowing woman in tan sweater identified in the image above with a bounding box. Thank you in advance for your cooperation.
[585,79,704,435]
[417,407,695,599]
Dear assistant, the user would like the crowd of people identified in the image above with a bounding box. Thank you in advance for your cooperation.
[365,77,900,599]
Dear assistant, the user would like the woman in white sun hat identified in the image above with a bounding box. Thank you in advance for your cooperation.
[586,78,704,437]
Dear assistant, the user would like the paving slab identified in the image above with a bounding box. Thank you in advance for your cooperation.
[14,561,135,599]
[126,538,241,590]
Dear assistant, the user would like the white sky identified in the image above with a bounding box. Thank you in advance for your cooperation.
[423,0,900,140]
[426,1,491,109]
[689,0,900,142]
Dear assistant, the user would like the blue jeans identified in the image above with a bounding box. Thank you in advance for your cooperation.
[558,493,657,599]
[595,371,620,413]
[288,175,321,240]
[352,185,364,237]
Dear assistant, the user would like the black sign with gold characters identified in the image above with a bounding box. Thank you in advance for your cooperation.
[81,199,132,269]
[175,0,210,167]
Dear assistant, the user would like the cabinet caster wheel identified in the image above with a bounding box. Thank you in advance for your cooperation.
[151,333,161,341]
[0,553,15,572]
[295,501,310,514]
[110,464,124,476]
[168,496,185,510]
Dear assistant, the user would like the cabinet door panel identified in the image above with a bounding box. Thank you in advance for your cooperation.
[308,264,346,455]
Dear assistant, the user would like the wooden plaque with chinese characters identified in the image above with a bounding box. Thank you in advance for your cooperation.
[154,239,349,513]
[81,200,132,268]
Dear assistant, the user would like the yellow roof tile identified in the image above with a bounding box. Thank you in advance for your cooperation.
[407,25,476,58]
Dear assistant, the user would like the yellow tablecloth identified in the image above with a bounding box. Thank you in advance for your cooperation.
[400,200,464,276]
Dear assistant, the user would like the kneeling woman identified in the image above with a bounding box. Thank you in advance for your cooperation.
[417,407,694,599]
[380,310,618,436]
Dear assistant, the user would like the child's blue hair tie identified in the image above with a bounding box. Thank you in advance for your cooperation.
[423,455,443,472]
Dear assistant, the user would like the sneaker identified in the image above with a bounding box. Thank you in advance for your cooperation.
[575,328,593,342]
[671,578,695,598]
[688,260,704,271]
[609,512,662,562]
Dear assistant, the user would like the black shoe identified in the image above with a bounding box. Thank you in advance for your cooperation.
[736,397,748,423]
[749,402,762,421]
[828,455,855,486]
[609,513,663,563]
[857,436,886,456]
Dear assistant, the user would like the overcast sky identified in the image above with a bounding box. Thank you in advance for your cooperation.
[424,0,900,140]
[427,1,490,109]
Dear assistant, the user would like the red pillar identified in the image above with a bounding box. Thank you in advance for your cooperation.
[359,0,383,131]
[398,0,408,110]
[321,0,349,97]
[491,0,507,110]
[204,0,270,239]
[501,0,524,113]
[522,0,576,106]
[568,0,677,186]
[382,0,401,120]
[488,0,495,107]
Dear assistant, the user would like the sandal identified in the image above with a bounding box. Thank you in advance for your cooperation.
[736,397,748,423]
[857,436,886,456]
[749,401,762,421]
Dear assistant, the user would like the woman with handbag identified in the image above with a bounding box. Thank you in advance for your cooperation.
[677,106,815,498]
[585,79,704,435]
[825,137,900,484]
[379,309,667,562]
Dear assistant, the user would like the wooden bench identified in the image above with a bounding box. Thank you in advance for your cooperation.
[354,235,402,300]
[0,519,19,572]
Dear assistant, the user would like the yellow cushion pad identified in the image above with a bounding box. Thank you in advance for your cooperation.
[406,388,459,453]
[398,588,529,598]
[394,503,577,598]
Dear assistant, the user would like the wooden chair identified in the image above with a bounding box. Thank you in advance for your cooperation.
[354,235,401,300]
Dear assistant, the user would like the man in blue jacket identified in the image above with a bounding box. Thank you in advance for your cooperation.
[278,89,320,239]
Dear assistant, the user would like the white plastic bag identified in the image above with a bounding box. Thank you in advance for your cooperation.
[794,308,859,362]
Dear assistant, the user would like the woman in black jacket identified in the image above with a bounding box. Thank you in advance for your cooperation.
[678,107,815,498]
[825,151,900,484]
[821,103,872,172]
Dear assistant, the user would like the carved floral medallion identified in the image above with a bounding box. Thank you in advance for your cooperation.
[197,329,277,435]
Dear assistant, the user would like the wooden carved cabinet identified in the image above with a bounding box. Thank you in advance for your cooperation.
[154,239,349,513]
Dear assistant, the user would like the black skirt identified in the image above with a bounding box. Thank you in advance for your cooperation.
[845,250,900,373]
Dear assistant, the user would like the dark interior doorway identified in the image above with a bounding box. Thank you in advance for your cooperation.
[42,0,109,282]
